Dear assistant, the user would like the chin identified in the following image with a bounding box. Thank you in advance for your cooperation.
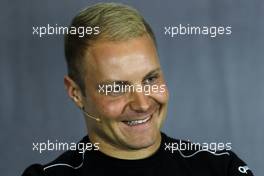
[120,127,161,150]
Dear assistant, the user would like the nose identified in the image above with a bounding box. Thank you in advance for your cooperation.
[129,91,151,112]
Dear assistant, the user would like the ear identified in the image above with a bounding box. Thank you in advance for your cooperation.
[64,75,84,108]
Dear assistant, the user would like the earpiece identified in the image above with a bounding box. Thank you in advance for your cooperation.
[81,106,101,122]
[72,95,101,122]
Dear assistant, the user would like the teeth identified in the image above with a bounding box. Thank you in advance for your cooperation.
[124,116,151,126]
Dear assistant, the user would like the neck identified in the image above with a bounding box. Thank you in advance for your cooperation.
[88,132,162,160]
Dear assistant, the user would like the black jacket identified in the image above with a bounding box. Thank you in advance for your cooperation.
[22,133,254,176]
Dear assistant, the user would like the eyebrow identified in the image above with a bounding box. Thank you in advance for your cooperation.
[98,68,161,86]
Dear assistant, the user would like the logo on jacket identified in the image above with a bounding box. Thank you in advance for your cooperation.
[238,166,250,174]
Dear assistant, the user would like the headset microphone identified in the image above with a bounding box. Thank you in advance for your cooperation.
[81,107,101,122]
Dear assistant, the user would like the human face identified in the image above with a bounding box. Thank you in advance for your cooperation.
[82,35,169,158]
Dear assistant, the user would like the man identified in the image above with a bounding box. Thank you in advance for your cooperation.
[23,2,254,176]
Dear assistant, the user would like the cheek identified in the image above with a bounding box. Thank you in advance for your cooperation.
[151,84,169,104]
[94,97,127,119]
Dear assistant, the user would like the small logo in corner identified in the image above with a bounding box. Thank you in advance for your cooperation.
[238,166,250,174]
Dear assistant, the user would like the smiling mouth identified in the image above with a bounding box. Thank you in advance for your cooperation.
[122,115,152,126]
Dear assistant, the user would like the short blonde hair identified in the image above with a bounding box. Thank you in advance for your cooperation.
[65,3,156,93]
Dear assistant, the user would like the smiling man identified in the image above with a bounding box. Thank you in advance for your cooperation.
[71,33,169,160]
[23,2,253,176]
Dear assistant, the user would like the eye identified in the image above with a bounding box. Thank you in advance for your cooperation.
[106,86,112,92]
[107,82,127,97]
[108,88,126,97]
[143,74,159,85]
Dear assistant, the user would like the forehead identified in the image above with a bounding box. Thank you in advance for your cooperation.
[85,35,160,82]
